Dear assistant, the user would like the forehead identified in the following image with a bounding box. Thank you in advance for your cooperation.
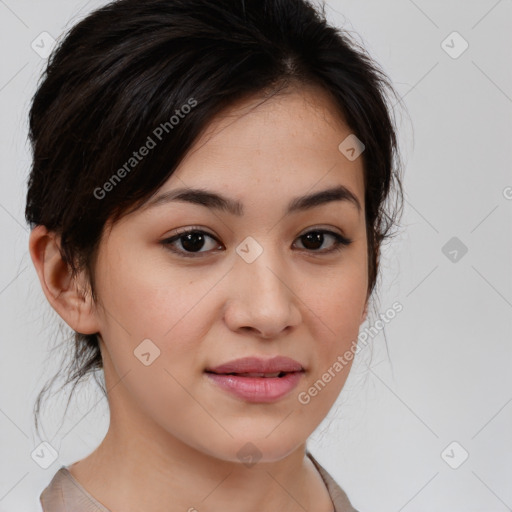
[147,85,365,213]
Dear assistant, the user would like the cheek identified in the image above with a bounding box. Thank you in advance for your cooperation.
[94,256,214,428]
[94,254,225,402]
[95,247,206,339]
[308,260,367,337]
[302,259,367,390]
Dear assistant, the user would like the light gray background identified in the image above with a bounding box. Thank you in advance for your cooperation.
[1,1,511,511]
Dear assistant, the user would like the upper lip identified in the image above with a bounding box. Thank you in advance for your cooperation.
[206,356,304,374]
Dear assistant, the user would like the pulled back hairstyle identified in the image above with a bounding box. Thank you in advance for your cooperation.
[26,0,404,435]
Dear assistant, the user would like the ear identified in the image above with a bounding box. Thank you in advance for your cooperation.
[28,225,100,335]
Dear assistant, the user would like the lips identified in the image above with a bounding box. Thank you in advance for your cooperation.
[205,356,305,403]
[205,356,304,376]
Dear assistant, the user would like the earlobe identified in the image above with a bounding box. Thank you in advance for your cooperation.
[28,225,100,335]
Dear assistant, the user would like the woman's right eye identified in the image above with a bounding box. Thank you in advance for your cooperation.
[161,228,222,258]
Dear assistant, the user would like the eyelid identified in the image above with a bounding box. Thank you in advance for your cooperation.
[297,224,344,237]
[168,224,345,239]
[171,225,217,238]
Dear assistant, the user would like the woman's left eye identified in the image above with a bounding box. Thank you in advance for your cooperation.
[161,228,353,258]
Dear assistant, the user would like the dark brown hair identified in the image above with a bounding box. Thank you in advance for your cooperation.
[25,0,405,435]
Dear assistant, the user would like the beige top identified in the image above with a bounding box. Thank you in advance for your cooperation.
[39,451,359,512]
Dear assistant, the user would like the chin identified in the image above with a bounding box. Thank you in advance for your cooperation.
[187,432,306,466]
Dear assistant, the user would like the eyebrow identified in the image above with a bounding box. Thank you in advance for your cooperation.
[144,184,362,216]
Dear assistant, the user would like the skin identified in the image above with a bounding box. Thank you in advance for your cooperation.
[30,84,369,512]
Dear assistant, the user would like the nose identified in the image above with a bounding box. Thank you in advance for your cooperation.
[223,247,302,339]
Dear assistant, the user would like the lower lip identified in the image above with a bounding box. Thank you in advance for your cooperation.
[205,371,304,403]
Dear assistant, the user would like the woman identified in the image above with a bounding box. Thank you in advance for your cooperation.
[26,0,404,510]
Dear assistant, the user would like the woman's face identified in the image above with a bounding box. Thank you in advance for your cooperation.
[91,85,368,463]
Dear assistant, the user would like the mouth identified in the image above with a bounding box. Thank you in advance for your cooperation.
[204,356,305,403]
[205,370,294,378]
[204,371,304,403]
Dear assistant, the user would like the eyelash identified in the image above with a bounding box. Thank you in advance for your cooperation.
[160,226,353,258]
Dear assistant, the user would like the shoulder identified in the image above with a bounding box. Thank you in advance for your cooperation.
[306,451,360,512]
[39,466,110,512]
